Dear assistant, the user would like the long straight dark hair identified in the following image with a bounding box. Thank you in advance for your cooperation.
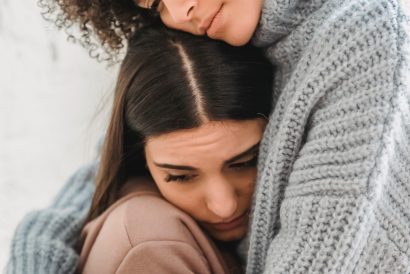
[88,26,273,221]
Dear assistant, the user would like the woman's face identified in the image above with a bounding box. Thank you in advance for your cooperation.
[137,0,264,46]
[144,119,266,241]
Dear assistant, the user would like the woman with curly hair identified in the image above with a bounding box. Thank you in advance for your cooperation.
[37,0,263,62]
[7,0,410,273]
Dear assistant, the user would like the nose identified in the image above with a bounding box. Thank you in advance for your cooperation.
[206,177,238,220]
[165,0,197,23]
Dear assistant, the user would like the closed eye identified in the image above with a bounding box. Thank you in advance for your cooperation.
[229,156,258,171]
[150,0,161,10]
[165,174,198,183]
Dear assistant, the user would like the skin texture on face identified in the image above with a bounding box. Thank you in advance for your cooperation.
[137,0,264,46]
[144,119,266,241]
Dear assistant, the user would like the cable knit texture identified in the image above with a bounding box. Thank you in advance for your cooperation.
[4,0,410,273]
[5,163,96,274]
[245,0,410,273]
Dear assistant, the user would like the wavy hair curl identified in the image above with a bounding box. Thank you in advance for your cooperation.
[38,0,159,63]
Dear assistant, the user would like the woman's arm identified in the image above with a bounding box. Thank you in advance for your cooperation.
[5,162,97,274]
[247,0,410,273]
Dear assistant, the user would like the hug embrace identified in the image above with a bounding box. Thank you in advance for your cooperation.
[6,0,410,273]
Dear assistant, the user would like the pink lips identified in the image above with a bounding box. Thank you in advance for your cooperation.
[206,5,223,35]
[210,211,248,231]
[199,5,223,34]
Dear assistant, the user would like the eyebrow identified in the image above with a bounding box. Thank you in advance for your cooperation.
[153,142,260,171]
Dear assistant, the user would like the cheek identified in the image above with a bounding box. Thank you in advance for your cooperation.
[229,168,257,209]
[155,181,202,217]
[238,170,257,196]
[231,165,257,183]
[160,12,196,34]
[160,13,174,29]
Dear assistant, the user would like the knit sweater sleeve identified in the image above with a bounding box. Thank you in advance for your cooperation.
[5,162,97,274]
[247,0,410,273]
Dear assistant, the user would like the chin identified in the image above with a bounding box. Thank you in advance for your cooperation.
[220,31,253,46]
[222,27,257,46]
[225,37,249,46]
[208,21,254,46]
[225,15,260,46]
[208,225,248,242]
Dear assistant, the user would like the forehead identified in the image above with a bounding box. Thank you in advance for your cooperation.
[145,120,264,163]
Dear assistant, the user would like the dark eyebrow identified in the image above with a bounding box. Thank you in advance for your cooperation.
[225,142,260,164]
[153,142,260,171]
[153,163,197,171]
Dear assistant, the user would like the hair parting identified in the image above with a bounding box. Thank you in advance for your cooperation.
[173,42,209,123]
[86,27,273,222]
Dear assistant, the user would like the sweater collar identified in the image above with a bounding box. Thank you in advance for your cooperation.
[252,0,328,47]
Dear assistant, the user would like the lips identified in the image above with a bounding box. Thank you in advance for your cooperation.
[199,4,223,34]
[210,211,249,231]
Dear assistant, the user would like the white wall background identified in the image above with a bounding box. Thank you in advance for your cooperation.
[0,0,118,269]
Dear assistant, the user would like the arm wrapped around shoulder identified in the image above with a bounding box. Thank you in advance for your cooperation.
[247,0,410,273]
[6,163,97,274]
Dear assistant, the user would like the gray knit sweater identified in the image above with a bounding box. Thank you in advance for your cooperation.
[5,0,410,273]
[246,0,410,273]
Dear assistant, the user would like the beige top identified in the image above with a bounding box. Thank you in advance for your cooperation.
[78,178,243,274]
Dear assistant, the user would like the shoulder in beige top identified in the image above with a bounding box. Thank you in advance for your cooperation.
[78,178,243,274]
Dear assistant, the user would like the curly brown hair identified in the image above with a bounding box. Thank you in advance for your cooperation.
[38,0,160,63]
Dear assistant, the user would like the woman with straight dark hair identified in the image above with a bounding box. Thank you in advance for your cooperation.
[8,0,410,273]
[78,26,273,273]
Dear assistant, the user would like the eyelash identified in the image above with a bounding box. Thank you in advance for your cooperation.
[229,155,258,171]
[165,174,197,183]
[164,156,258,183]
[150,0,161,11]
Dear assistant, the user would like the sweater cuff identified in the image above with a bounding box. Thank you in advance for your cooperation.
[5,162,97,274]
[6,235,80,274]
